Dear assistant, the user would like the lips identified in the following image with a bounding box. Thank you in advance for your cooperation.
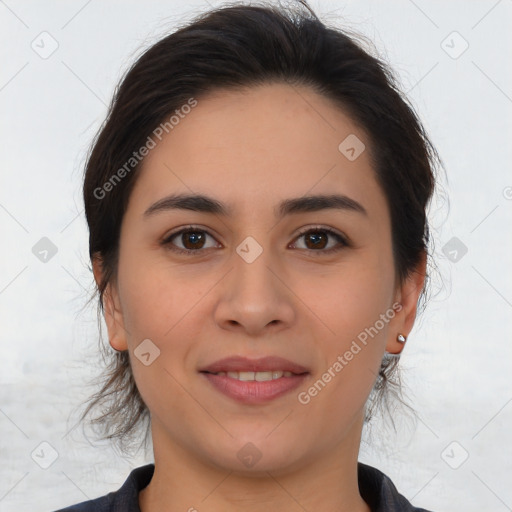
[202,371,308,404]
[199,355,309,375]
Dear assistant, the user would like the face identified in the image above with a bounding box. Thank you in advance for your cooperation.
[98,83,424,475]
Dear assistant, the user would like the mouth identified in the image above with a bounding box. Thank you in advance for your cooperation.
[199,356,310,404]
[201,370,303,380]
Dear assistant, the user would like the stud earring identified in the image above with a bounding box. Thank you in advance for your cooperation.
[397,334,406,343]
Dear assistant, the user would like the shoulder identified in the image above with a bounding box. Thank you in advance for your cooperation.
[357,462,434,512]
[54,494,115,512]
[54,464,155,512]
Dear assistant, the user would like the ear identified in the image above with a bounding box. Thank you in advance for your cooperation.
[92,255,128,352]
[386,251,427,355]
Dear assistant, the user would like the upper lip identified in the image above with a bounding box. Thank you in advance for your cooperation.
[199,356,309,374]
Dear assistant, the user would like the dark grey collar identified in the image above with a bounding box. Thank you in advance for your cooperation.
[55,462,433,512]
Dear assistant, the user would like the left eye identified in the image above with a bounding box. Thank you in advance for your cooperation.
[291,227,348,253]
[161,226,348,255]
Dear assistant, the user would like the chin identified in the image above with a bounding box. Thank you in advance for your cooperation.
[201,435,307,476]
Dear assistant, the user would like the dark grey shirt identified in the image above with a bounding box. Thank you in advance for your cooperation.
[54,462,433,511]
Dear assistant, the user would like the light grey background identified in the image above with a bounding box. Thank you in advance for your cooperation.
[1,1,511,511]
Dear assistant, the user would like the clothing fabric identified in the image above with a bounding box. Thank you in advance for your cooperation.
[54,462,433,512]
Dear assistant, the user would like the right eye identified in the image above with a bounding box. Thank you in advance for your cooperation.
[161,226,220,255]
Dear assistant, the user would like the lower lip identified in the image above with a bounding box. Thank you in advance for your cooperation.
[200,372,309,404]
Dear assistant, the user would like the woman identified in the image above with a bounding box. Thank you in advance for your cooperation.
[56,1,440,510]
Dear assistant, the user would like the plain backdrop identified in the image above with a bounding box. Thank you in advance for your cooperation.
[1,1,511,511]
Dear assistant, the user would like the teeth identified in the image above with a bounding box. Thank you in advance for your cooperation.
[213,370,294,380]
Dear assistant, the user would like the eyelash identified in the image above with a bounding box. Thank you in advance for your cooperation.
[161,225,350,256]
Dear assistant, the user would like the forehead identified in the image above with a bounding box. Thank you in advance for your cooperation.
[129,83,388,221]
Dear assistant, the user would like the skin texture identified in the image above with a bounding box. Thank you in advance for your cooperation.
[93,83,426,512]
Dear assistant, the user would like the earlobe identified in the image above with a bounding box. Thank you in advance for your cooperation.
[386,332,407,355]
[103,285,129,352]
[386,252,427,355]
[92,256,128,352]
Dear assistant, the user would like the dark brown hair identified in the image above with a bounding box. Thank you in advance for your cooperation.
[77,0,441,455]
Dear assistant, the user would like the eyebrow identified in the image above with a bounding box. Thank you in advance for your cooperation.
[143,193,368,219]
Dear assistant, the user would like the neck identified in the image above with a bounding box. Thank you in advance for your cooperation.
[139,415,371,512]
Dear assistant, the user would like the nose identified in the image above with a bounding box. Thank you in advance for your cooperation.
[213,244,296,336]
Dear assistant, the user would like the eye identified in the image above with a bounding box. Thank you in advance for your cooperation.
[289,226,349,255]
[161,226,219,255]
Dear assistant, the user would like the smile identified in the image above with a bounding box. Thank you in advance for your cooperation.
[206,370,296,380]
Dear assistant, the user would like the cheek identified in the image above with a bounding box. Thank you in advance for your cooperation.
[302,252,395,343]
[296,290,391,444]
[116,251,209,401]
[117,251,203,341]
[116,256,204,423]
[297,253,395,407]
